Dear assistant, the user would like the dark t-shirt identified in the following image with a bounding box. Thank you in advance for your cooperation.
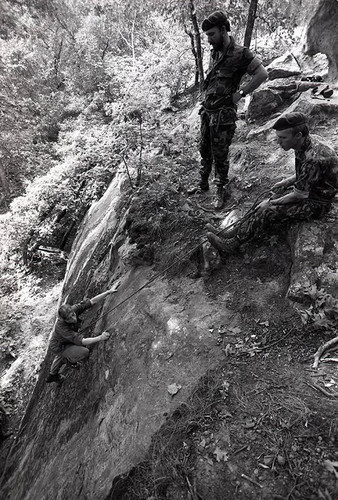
[294,136,338,202]
[50,299,92,354]
[203,37,261,110]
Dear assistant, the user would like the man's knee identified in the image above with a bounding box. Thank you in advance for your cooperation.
[64,345,90,364]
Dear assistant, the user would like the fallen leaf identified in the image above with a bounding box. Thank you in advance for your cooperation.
[213,446,229,462]
[167,383,182,396]
[227,326,242,335]
[263,455,274,466]
[323,460,338,478]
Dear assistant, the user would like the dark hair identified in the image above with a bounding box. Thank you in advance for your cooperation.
[290,123,310,137]
[201,11,231,32]
[58,304,73,320]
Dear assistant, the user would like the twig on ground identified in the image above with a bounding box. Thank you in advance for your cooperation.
[304,381,338,398]
[230,444,248,457]
[321,358,338,363]
[313,336,338,369]
[258,328,295,351]
[241,473,263,489]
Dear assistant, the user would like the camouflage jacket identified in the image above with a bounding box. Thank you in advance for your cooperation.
[294,135,338,202]
[203,37,261,111]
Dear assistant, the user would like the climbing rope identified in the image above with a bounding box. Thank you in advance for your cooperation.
[82,189,272,332]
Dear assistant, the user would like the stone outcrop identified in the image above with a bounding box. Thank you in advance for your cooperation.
[266,52,302,81]
[287,204,338,326]
[246,88,285,122]
[247,93,338,138]
[0,173,235,500]
[304,0,338,81]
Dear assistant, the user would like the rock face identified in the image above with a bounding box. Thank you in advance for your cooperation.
[287,204,338,326]
[304,0,338,81]
[266,52,301,81]
[0,172,233,500]
[246,88,284,122]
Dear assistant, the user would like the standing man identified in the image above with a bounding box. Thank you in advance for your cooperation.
[206,112,338,258]
[191,10,268,209]
[46,280,120,384]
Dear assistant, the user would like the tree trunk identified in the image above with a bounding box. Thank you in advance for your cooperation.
[189,0,204,91]
[244,0,259,48]
[186,28,199,87]
[0,163,10,197]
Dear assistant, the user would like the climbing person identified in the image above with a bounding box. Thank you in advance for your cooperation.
[189,10,268,210]
[46,280,121,384]
[206,112,338,259]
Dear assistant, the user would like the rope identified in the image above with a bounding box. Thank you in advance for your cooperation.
[82,189,271,332]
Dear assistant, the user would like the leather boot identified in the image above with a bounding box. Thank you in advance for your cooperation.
[205,223,219,234]
[214,186,225,210]
[207,232,240,261]
[187,176,209,195]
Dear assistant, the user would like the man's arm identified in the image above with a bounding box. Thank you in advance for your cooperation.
[233,64,268,104]
[256,189,308,212]
[271,175,297,192]
[270,189,308,205]
[89,279,121,305]
[82,331,110,346]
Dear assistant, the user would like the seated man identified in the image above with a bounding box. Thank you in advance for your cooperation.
[46,280,120,383]
[206,112,338,259]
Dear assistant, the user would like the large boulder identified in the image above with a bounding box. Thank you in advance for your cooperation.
[266,52,302,81]
[304,0,338,81]
[287,203,338,327]
[246,88,284,122]
[247,92,338,138]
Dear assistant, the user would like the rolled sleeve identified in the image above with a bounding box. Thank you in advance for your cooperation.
[246,56,263,75]
[72,298,92,316]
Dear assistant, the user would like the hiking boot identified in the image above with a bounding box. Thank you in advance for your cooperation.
[187,178,209,195]
[214,186,225,210]
[67,360,82,370]
[46,373,65,384]
[207,232,240,260]
[205,223,219,234]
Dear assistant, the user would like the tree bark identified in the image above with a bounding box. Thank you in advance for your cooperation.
[189,0,204,91]
[0,163,10,197]
[244,0,259,48]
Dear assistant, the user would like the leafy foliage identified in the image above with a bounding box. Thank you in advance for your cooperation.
[299,285,338,329]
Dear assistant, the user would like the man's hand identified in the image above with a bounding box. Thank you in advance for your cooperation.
[255,198,271,214]
[100,331,110,341]
[271,180,286,192]
[108,279,121,293]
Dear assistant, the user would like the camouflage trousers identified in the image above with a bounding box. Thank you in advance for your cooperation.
[50,345,90,374]
[236,199,331,243]
[199,108,236,186]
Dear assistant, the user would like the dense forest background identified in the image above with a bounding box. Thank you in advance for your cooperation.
[0,0,319,415]
[0,0,314,271]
